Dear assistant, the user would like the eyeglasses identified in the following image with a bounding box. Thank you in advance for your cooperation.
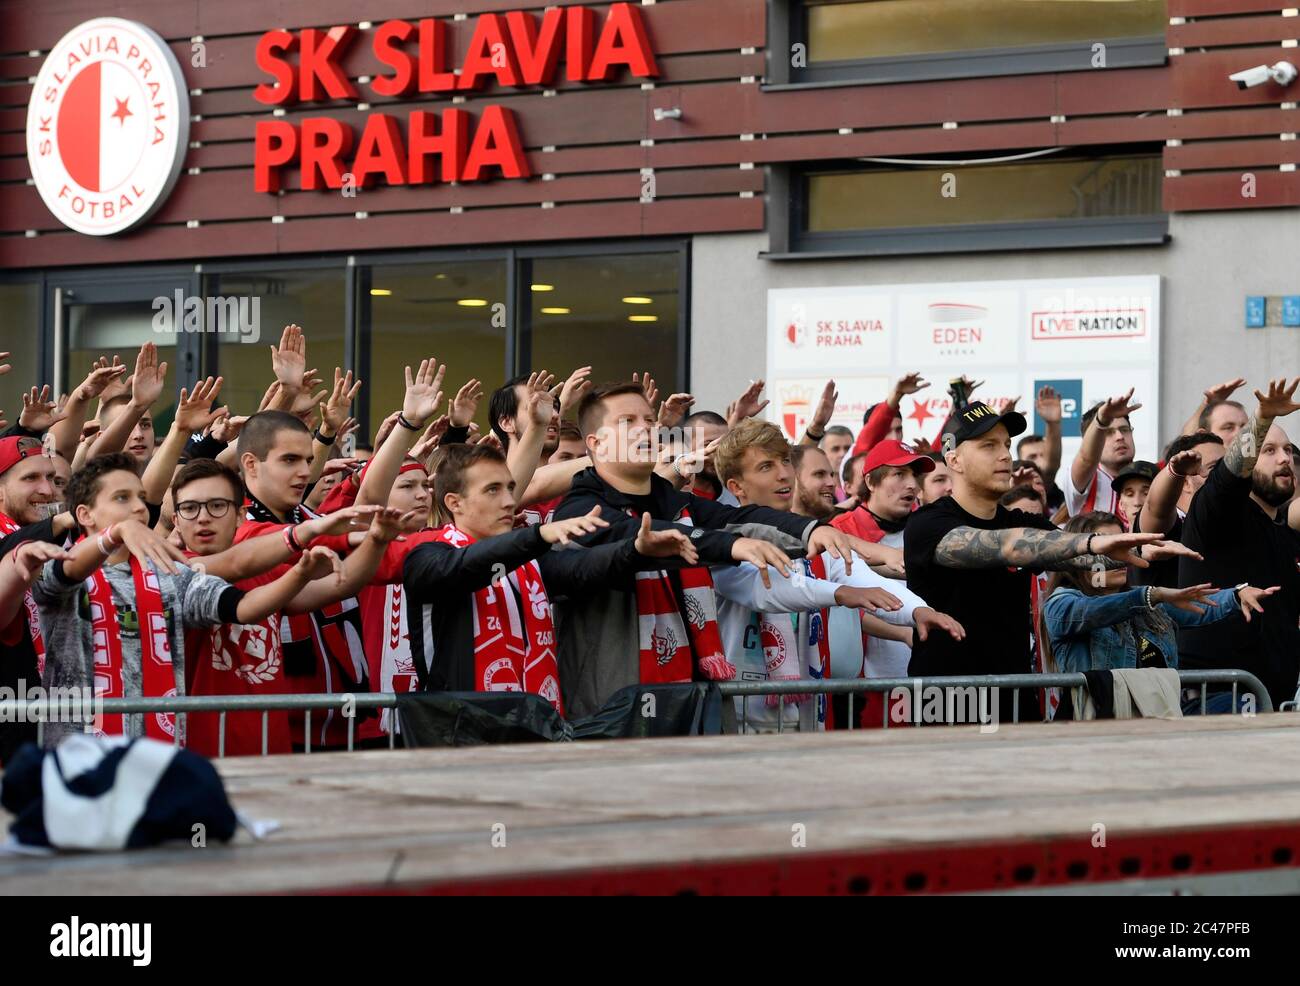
[176,497,235,520]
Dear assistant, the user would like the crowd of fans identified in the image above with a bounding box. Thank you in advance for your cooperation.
[0,325,1296,755]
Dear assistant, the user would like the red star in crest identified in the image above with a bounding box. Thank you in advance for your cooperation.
[906,399,935,427]
[111,96,133,125]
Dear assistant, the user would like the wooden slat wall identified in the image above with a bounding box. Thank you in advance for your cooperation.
[0,0,1297,268]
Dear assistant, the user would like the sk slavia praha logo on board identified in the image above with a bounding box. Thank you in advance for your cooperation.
[26,18,189,236]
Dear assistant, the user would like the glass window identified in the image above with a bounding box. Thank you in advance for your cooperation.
[0,282,40,426]
[363,260,507,433]
[523,253,681,398]
[805,0,1167,64]
[209,268,346,426]
[67,297,179,434]
[805,151,1163,232]
[786,0,1167,84]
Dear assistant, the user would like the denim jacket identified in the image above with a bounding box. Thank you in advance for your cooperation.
[1042,586,1240,674]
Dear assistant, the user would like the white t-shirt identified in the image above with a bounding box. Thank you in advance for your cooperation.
[1065,465,1118,517]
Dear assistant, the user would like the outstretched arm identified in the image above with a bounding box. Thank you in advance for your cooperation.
[935,526,1161,570]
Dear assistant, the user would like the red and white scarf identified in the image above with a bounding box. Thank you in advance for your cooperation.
[0,511,46,676]
[433,524,564,713]
[629,508,732,684]
[360,581,420,736]
[85,551,176,740]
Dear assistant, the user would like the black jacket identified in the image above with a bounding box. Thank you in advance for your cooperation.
[553,468,821,553]
[403,524,664,694]
[549,468,824,717]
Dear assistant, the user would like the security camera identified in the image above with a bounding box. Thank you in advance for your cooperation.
[1229,61,1298,90]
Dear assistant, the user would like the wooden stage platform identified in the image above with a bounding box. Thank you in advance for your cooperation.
[5,713,1300,895]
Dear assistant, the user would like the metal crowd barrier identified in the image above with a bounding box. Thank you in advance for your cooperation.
[718,670,1274,734]
[0,669,1273,757]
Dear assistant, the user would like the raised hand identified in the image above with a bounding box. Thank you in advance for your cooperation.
[290,369,325,417]
[1238,585,1279,623]
[373,410,401,450]
[130,342,168,409]
[1167,449,1202,479]
[0,352,8,377]
[633,511,699,563]
[270,324,307,392]
[294,545,345,583]
[174,376,227,433]
[1035,386,1062,424]
[526,369,556,394]
[298,504,383,541]
[892,372,931,403]
[540,506,609,545]
[1011,466,1040,488]
[835,585,903,612]
[1152,583,1219,615]
[1090,531,1164,568]
[320,368,362,435]
[99,358,132,404]
[411,415,450,463]
[727,379,768,427]
[810,380,837,434]
[1140,540,1203,564]
[913,607,966,643]
[76,357,128,403]
[1254,377,1300,420]
[209,413,249,444]
[730,536,792,588]
[522,387,554,430]
[11,541,69,585]
[657,393,695,430]
[19,386,68,432]
[632,371,658,407]
[553,366,593,416]
[402,358,446,428]
[368,506,419,543]
[673,434,722,479]
[448,378,484,429]
[1095,388,1143,428]
[807,526,879,576]
[114,518,190,575]
[1204,377,1247,405]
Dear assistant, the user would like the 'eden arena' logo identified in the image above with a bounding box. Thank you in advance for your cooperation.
[26,18,189,236]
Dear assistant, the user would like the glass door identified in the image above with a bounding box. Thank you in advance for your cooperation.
[46,270,201,435]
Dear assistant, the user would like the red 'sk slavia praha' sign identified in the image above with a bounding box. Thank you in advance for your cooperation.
[24,4,658,236]
[253,3,658,192]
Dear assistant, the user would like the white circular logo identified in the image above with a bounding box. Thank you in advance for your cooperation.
[26,18,189,236]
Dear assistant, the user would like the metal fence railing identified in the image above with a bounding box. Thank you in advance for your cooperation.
[0,669,1274,757]
[718,670,1274,734]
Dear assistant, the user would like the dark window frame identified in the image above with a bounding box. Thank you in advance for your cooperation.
[765,0,1168,89]
[772,152,1170,258]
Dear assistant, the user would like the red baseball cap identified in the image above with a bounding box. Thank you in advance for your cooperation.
[862,439,935,475]
[0,436,46,478]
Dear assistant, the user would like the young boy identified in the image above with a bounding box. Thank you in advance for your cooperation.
[33,453,338,746]
[169,458,410,754]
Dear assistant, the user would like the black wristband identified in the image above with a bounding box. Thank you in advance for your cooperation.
[805,428,825,441]
[1085,533,1096,556]
[313,427,335,445]
[397,413,423,432]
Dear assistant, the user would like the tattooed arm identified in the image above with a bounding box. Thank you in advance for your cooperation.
[935,527,1161,571]
[1224,414,1271,478]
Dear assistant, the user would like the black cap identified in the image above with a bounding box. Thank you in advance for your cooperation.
[1112,460,1158,489]
[944,401,1027,448]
